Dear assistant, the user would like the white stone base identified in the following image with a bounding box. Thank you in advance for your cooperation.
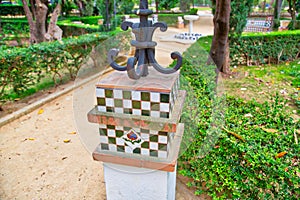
[103,163,177,200]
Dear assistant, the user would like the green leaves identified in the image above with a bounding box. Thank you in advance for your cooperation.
[178,38,300,199]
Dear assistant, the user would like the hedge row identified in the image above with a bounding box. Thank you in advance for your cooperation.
[59,16,104,25]
[0,18,29,35]
[127,13,184,27]
[0,5,24,16]
[57,15,122,36]
[230,30,300,66]
[0,33,109,101]
[0,29,132,102]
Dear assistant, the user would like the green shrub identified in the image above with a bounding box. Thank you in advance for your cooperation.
[158,0,179,10]
[0,19,29,34]
[80,16,103,25]
[117,0,135,14]
[0,29,130,102]
[189,8,198,15]
[126,13,184,27]
[0,5,24,16]
[59,16,104,25]
[157,14,185,27]
[178,38,300,199]
[0,33,108,101]
[230,30,300,66]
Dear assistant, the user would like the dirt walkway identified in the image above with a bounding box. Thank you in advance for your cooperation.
[0,17,213,200]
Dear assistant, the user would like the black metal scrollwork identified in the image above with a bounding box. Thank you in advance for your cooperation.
[107,0,182,80]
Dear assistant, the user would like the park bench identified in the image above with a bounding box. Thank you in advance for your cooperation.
[244,16,273,32]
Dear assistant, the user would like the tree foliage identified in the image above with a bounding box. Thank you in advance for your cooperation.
[180,0,191,13]
[287,0,297,29]
[117,0,134,14]
[273,0,283,30]
[96,0,114,31]
[158,0,179,10]
[229,0,254,38]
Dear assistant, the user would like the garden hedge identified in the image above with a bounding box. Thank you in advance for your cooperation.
[0,5,24,16]
[0,29,132,102]
[0,33,109,101]
[230,30,300,66]
[0,18,29,34]
[128,13,184,27]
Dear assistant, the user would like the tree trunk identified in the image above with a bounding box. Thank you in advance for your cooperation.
[262,0,266,13]
[30,0,37,19]
[222,41,231,74]
[155,0,159,13]
[76,0,84,16]
[23,0,61,44]
[209,0,231,74]
[35,0,48,43]
[22,0,38,43]
[47,4,61,36]
[273,0,283,29]
[180,0,191,13]
[288,0,296,29]
[274,0,283,19]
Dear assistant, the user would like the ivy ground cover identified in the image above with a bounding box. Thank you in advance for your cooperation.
[178,37,300,200]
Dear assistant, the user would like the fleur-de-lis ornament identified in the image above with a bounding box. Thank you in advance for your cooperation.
[108,0,182,80]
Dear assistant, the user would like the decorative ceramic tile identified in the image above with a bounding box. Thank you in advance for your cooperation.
[95,77,180,119]
[115,107,124,113]
[132,91,141,100]
[113,89,123,99]
[98,125,172,158]
[97,106,105,112]
[160,103,169,112]
[141,101,151,110]
[150,111,160,118]
[150,92,160,102]
[158,151,168,158]
[121,129,144,149]
[96,88,105,97]
[123,99,132,108]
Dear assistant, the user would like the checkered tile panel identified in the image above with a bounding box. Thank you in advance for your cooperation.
[98,124,173,158]
[244,19,272,32]
[96,78,180,119]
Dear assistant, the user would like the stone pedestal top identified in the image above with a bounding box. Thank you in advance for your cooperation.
[96,67,179,93]
[183,15,199,21]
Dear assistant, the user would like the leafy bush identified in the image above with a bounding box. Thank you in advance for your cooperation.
[157,14,185,27]
[0,33,108,101]
[59,16,104,25]
[0,19,29,35]
[178,39,300,199]
[57,17,99,37]
[117,0,135,14]
[0,29,131,102]
[230,30,300,66]
[58,16,121,36]
[0,5,24,16]
[158,0,179,10]
[189,8,198,15]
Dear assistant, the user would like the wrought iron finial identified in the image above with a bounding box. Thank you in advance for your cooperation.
[108,0,182,80]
